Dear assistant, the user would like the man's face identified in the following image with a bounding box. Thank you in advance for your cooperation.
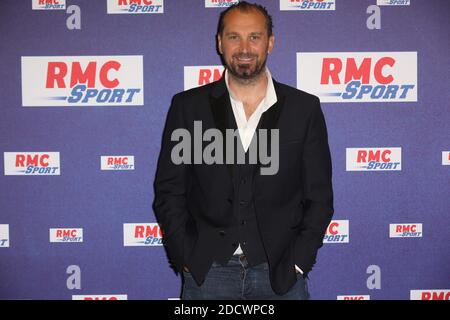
[218,9,274,81]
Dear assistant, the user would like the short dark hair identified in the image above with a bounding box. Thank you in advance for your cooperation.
[217,1,273,37]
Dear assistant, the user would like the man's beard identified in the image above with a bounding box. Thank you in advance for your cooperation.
[226,53,267,83]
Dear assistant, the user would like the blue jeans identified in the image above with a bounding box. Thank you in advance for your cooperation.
[181,255,310,300]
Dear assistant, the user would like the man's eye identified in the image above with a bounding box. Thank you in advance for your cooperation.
[228,35,238,40]
[250,35,260,40]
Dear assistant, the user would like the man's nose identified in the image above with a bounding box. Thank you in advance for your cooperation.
[239,39,250,54]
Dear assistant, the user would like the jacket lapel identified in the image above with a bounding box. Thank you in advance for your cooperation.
[252,79,286,176]
[209,77,236,180]
[258,79,285,133]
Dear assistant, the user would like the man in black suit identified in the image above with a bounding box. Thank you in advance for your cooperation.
[153,2,333,300]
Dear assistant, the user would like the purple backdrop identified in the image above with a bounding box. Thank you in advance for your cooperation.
[0,0,449,300]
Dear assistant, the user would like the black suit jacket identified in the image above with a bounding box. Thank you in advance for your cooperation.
[153,76,333,295]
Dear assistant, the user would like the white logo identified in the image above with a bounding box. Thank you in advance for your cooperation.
[4,152,60,175]
[21,56,143,106]
[346,148,402,171]
[280,0,335,11]
[389,224,422,238]
[184,66,224,91]
[297,52,417,103]
[324,220,349,243]
[50,228,83,242]
[337,295,370,300]
[107,0,164,14]
[101,156,135,170]
[72,294,128,300]
[205,0,239,8]
[410,290,449,300]
[442,151,450,165]
[32,0,66,10]
[123,223,163,246]
[0,225,9,248]
[377,0,410,6]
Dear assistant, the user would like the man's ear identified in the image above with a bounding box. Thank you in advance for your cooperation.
[217,34,223,54]
[268,34,275,54]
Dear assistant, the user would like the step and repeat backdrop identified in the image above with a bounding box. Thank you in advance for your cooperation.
[0,0,449,300]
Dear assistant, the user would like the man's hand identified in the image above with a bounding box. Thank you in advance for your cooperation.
[183,266,190,273]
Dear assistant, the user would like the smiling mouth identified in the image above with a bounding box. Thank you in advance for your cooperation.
[236,57,254,62]
[234,54,256,63]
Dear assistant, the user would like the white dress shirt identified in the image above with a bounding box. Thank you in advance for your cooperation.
[224,68,303,275]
